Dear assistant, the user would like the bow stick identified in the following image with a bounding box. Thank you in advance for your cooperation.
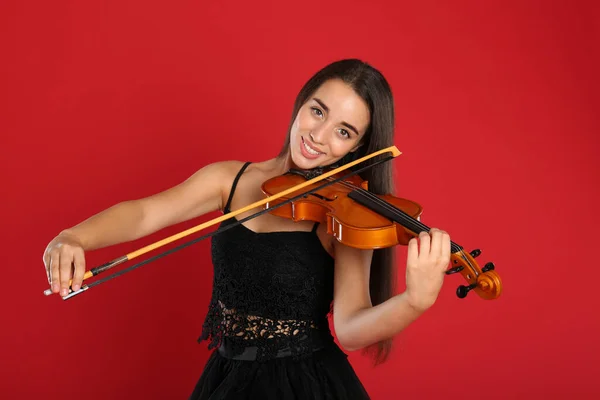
[45,146,402,300]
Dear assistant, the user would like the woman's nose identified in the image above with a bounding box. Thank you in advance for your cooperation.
[310,124,329,145]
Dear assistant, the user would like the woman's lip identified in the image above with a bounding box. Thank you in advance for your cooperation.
[300,137,323,159]
[302,136,324,154]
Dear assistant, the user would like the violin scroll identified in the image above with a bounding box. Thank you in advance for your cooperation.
[447,248,502,300]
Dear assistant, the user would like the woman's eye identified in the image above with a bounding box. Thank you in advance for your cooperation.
[338,128,350,138]
[311,107,323,117]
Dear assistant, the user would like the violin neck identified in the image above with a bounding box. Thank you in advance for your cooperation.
[348,189,463,253]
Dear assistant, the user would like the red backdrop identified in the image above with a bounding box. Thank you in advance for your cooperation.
[2,1,599,399]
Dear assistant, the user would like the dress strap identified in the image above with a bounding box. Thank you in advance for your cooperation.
[224,161,252,213]
[311,222,319,233]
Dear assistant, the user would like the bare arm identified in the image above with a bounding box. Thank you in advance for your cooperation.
[332,229,450,352]
[43,161,238,295]
[61,161,233,249]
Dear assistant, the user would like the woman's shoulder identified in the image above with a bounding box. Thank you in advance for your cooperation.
[196,159,261,195]
[197,160,251,180]
[202,159,275,180]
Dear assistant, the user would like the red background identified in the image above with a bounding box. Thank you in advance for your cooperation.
[2,1,599,399]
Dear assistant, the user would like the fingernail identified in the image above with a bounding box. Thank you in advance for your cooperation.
[72,284,80,291]
[53,283,59,292]
[61,288,68,296]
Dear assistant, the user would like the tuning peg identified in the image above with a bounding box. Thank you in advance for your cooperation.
[482,262,495,273]
[445,265,464,275]
[470,249,481,258]
[456,283,477,298]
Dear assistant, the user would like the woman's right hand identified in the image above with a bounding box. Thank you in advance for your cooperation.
[43,232,87,296]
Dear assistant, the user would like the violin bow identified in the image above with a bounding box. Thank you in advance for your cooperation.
[45,146,402,300]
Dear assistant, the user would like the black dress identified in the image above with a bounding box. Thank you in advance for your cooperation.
[189,162,370,399]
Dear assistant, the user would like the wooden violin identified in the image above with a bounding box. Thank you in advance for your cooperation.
[43,146,502,301]
[261,169,502,300]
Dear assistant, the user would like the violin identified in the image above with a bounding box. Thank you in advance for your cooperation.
[262,169,502,300]
[43,146,502,301]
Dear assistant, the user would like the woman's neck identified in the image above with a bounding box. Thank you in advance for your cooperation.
[268,150,297,176]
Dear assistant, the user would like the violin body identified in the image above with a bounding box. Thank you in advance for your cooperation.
[262,169,502,300]
[261,172,423,249]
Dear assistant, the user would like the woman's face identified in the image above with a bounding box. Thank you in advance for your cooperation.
[288,79,370,170]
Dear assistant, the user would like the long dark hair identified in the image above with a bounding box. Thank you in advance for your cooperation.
[278,59,397,364]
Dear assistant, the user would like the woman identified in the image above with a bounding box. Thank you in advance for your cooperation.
[43,59,451,399]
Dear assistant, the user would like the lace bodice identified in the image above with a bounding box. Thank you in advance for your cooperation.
[198,163,336,361]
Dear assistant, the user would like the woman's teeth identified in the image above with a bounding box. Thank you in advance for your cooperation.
[303,140,321,155]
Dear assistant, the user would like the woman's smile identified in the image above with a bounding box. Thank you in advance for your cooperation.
[300,136,325,159]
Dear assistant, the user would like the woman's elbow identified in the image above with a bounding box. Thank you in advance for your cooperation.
[335,325,366,352]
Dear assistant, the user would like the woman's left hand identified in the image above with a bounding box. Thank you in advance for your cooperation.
[404,228,451,312]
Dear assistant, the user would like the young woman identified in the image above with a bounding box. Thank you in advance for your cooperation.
[43,59,451,399]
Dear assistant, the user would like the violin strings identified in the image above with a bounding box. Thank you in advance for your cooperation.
[322,176,425,231]
[323,176,464,254]
[343,179,477,273]
[355,185,465,255]
[327,177,477,274]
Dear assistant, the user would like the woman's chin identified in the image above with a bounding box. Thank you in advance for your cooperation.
[289,152,317,169]
[292,152,346,171]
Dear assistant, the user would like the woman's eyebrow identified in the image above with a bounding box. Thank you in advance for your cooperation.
[313,97,329,113]
[341,121,359,135]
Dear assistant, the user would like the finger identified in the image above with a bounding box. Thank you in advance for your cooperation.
[441,231,451,267]
[407,237,419,267]
[59,248,73,296]
[429,228,442,258]
[49,251,60,293]
[71,249,86,291]
[418,231,430,258]
[43,252,51,285]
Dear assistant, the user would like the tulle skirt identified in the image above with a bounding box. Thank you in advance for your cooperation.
[189,342,370,400]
